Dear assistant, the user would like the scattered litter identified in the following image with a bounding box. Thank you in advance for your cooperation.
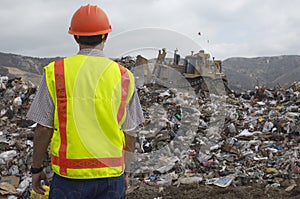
[205,175,235,188]
[129,80,300,192]
[0,73,299,197]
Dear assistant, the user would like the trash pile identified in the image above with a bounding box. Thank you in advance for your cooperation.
[129,82,300,193]
[0,76,52,198]
[114,56,136,70]
[0,73,299,198]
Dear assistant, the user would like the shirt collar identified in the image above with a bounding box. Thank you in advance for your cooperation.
[77,48,105,57]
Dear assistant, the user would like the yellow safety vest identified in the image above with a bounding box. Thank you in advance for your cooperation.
[44,54,135,179]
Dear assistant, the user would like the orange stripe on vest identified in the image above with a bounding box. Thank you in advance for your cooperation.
[52,156,123,169]
[117,64,130,123]
[54,59,68,175]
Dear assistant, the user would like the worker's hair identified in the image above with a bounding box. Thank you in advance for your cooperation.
[77,34,107,46]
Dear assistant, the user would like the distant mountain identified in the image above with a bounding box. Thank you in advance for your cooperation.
[0,52,61,85]
[0,51,299,91]
[222,55,300,91]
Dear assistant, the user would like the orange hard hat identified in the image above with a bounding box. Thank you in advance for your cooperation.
[68,4,112,36]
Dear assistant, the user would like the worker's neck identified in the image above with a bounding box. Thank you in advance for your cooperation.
[79,42,104,51]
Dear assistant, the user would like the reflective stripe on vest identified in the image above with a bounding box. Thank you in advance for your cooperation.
[117,64,130,123]
[53,59,129,176]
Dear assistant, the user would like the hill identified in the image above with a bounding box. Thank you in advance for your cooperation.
[0,52,60,85]
[0,52,299,90]
[222,55,300,91]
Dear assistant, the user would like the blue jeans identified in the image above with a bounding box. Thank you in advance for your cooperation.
[49,173,125,199]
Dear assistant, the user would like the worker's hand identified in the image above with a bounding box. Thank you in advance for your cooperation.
[124,173,129,191]
[32,171,49,195]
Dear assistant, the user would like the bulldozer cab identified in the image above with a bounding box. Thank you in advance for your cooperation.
[185,54,204,75]
[184,50,223,79]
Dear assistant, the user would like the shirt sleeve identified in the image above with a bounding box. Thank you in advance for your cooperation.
[26,74,54,128]
[121,89,144,132]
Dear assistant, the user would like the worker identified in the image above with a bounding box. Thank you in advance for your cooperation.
[26,4,144,199]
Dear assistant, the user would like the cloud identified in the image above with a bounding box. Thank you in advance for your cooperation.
[0,0,300,59]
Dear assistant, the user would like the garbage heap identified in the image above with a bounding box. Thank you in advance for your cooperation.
[129,82,300,192]
[0,76,51,199]
[0,74,299,197]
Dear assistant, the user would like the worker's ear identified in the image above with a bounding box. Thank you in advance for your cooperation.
[74,35,80,44]
[102,34,108,42]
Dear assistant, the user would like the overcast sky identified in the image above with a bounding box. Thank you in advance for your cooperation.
[1,0,299,60]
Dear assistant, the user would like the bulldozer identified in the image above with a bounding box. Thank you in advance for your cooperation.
[134,48,232,96]
[119,48,232,96]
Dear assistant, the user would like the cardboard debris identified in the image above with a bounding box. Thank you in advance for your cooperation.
[0,176,20,188]
[0,182,19,196]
